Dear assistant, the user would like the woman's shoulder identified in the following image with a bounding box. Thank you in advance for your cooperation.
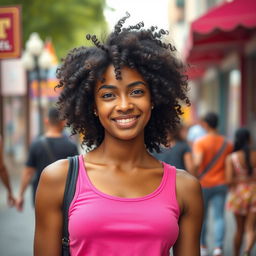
[40,159,70,187]
[176,169,201,189]
[36,159,71,207]
[175,169,202,213]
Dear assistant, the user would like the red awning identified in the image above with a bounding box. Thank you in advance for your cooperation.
[185,0,256,71]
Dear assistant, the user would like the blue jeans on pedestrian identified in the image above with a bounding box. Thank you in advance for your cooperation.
[201,184,228,248]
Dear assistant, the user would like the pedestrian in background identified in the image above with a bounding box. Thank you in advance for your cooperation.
[16,106,79,211]
[226,128,256,256]
[0,135,15,206]
[193,112,233,256]
[152,124,195,173]
[34,13,203,256]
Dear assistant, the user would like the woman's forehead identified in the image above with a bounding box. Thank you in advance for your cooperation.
[97,65,145,86]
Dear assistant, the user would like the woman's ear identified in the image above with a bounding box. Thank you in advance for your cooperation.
[151,100,154,110]
[93,103,98,116]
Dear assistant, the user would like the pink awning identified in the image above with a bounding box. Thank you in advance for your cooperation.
[185,0,256,70]
[192,0,256,34]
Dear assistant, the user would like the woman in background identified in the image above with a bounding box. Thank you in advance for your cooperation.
[226,128,256,256]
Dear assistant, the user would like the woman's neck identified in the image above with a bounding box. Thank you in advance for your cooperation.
[93,135,150,166]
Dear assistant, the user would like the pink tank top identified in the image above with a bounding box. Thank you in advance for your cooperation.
[68,155,180,256]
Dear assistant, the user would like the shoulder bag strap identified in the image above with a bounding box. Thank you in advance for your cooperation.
[40,136,56,163]
[62,155,79,256]
[199,139,228,179]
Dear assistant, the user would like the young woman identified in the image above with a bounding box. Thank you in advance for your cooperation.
[226,128,256,256]
[34,13,203,256]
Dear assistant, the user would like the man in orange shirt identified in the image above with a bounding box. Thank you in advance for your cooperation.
[193,112,233,256]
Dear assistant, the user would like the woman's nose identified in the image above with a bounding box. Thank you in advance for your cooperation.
[116,96,134,112]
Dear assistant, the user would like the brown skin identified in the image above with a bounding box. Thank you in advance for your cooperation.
[174,170,203,256]
[225,150,256,256]
[34,65,203,255]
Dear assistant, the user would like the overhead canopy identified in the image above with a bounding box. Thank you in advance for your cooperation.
[185,0,256,69]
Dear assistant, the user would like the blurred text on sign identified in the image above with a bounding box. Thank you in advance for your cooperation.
[0,6,21,59]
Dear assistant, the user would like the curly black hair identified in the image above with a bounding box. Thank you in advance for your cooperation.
[56,12,190,152]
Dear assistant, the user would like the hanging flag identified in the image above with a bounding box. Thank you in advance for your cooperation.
[44,38,58,65]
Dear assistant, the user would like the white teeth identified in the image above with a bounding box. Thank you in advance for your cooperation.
[116,118,136,123]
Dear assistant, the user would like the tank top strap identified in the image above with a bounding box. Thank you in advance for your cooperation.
[68,155,90,212]
[161,162,180,219]
[78,154,92,188]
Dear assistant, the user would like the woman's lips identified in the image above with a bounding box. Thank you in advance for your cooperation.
[112,116,139,129]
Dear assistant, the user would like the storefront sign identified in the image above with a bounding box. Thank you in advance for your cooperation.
[0,6,21,59]
[1,58,26,96]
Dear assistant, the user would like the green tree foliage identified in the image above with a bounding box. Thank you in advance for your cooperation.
[1,0,107,58]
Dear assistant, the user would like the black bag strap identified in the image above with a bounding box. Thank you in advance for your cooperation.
[39,136,56,162]
[199,139,228,179]
[62,155,79,256]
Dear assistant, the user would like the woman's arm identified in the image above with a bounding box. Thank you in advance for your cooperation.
[34,159,69,256]
[173,171,203,256]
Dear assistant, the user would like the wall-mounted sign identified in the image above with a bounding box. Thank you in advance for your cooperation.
[0,6,21,59]
[1,58,26,96]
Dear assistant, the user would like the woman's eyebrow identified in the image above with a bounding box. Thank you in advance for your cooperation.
[97,81,146,91]
[97,85,116,91]
[127,81,146,88]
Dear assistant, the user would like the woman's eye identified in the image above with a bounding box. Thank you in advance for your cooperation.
[131,89,144,96]
[102,93,115,99]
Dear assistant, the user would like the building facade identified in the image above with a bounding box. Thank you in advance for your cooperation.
[169,0,256,140]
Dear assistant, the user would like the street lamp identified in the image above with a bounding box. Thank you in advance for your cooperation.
[21,32,52,135]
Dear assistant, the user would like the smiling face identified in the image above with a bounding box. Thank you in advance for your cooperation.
[94,65,152,142]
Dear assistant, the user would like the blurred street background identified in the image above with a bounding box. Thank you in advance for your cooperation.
[1,0,256,255]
